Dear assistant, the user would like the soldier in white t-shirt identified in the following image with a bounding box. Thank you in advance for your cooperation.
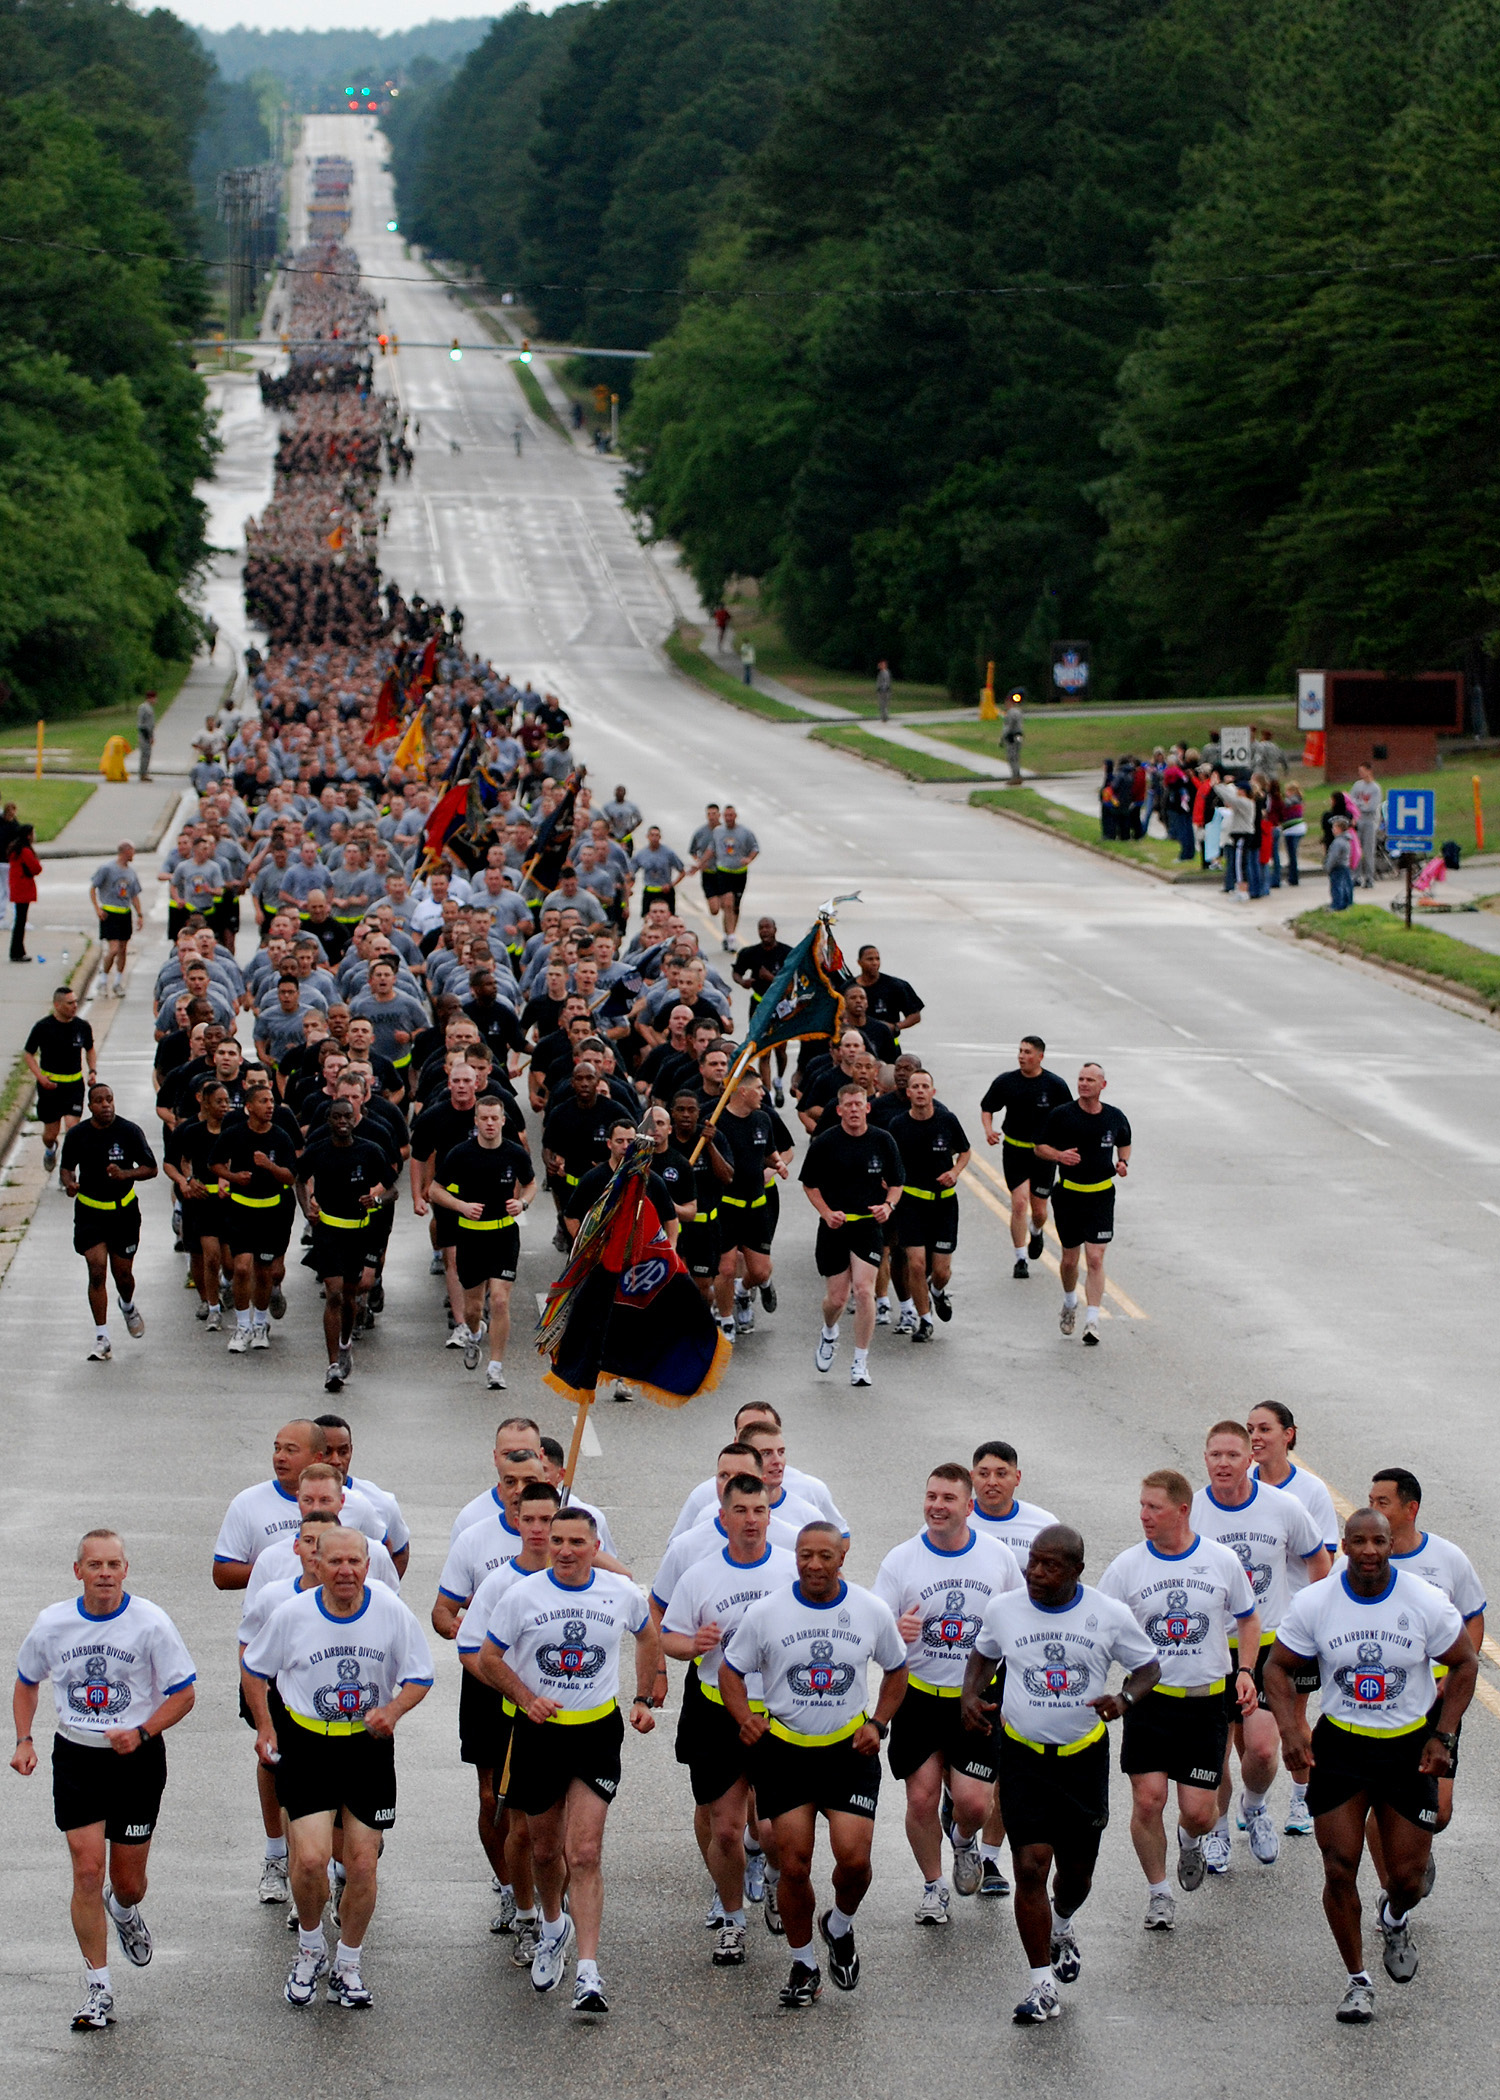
[12,1529,197,2033]
[242,1527,433,2014]
[1266,1508,1476,2026]
[963,1525,1158,2027]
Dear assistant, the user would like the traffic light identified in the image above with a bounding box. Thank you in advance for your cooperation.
[518,339,532,364]
[386,219,399,232]
[377,334,388,355]
[449,339,463,362]
[592,384,609,414]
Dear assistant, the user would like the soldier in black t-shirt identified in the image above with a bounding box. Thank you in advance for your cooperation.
[541,1065,616,1251]
[60,1083,158,1362]
[890,1069,971,1341]
[669,1090,729,1297]
[1035,1063,1132,1348]
[211,1085,299,1355]
[24,987,96,1168]
[428,1095,536,1388]
[298,1097,397,1389]
[980,1034,1074,1280]
[799,1085,905,1389]
[162,1078,234,1327]
[712,1073,794,1340]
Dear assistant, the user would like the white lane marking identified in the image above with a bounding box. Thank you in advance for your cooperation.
[1170,1024,1199,1040]
[1480,1202,1500,1220]
[1353,1129,1390,1148]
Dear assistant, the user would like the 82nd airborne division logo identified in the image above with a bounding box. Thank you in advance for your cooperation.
[537,1618,607,1684]
[921,1588,981,1655]
[1230,1541,1273,1598]
[1145,1588,1210,1650]
[67,1653,131,1722]
[1021,1641,1091,1699]
[789,1638,857,1701]
[1333,1640,1406,1708]
[314,1655,380,1723]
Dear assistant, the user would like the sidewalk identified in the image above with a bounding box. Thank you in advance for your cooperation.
[40,783,184,860]
[697,636,855,721]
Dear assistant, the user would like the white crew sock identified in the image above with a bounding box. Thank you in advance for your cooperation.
[980,1843,1003,1864]
[875,1295,890,1310]
[95,1325,111,1345]
[1029,1965,1053,1989]
[1380,1899,1408,1930]
[1213,1813,1230,1836]
[788,1939,814,1966]
[923,1877,947,1896]
[1063,1290,1078,1309]
[851,1347,869,1370]
[334,1938,361,1972]
[577,1957,601,1986]
[514,1906,537,1924]
[1242,1788,1268,1813]
[1051,1904,1073,1934]
[725,1908,746,1928]
[265,1835,288,1861]
[541,1911,567,1944]
[253,1309,270,1330]
[1348,1968,1372,1985]
[1148,1878,1171,1898]
[1178,1827,1202,1852]
[105,1889,136,1924]
[1083,1303,1100,1327]
[1290,1781,1309,1803]
[299,1924,327,1955]
[236,1308,252,1331]
[821,1322,839,1341]
[87,1963,111,1990]
[827,1904,856,1938]
[898,1297,916,1316]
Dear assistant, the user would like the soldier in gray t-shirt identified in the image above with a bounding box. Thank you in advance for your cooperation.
[90,846,144,993]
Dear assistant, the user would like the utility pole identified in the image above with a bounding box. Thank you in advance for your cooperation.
[217,163,284,343]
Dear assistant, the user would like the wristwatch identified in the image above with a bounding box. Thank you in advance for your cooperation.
[871,1719,889,1740]
[1432,1730,1459,1752]
[137,1724,152,1748]
[1118,1688,1134,1709]
[632,1695,654,1710]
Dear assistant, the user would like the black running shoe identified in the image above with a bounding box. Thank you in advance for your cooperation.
[1027,1229,1044,1260]
[932,1286,953,1322]
[759,1280,777,1314]
[1013,1258,1030,1280]
[818,1910,859,1991]
[778,1961,821,2008]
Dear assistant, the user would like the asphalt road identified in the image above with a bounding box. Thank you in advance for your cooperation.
[1,115,1495,2095]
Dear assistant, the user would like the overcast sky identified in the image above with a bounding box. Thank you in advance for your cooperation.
[178,2,546,33]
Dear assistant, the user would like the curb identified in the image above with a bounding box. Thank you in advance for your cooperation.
[1273,920,1500,1031]
[968,794,1215,884]
[0,941,102,1162]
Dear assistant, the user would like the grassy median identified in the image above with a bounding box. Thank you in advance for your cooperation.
[1294,904,1500,1008]
[665,630,818,722]
[811,725,986,782]
[970,785,1199,871]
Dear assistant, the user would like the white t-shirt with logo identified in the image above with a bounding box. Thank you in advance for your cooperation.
[1335,1531,1485,1623]
[242,1582,433,1723]
[349,1472,411,1557]
[670,1465,846,1540]
[245,1533,401,1606]
[723,1579,905,1738]
[214,1477,387,1567]
[1190,1480,1325,1635]
[238,1572,313,1648]
[1252,1462,1339,1592]
[1277,1569,1462,1732]
[459,1558,538,1659]
[18,1593,196,1737]
[1097,1536,1257,1687]
[971,1496,1060,1559]
[662,1543,796,1693]
[485,1567,650,1711]
[438,1513,525,1606]
[651,1512,802,1609]
[974,1583,1156,1746]
[450,1484,614,1559]
[872,1529,1022,1689]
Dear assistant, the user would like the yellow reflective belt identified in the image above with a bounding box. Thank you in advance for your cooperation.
[1326,1712,1427,1741]
[1061,1178,1114,1193]
[545,1698,617,1727]
[288,1707,366,1738]
[459,1215,516,1232]
[563,1173,580,1187]
[392,1052,411,1069]
[1154,1678,1226,1699]
[720,1192,767,1209]
[909,1675,963,1699]
[902,1186,956,1202]
[695,1665,765,1714]
[38,1067,84,1083]
[316,1212,366,1230]
[767,1710,866,1748]
[839,1210,874,1221]
[1003,1135,1035,1148]
[1004,1719,1106,1756]
[231,1191,283,1208]
[502,1697,517,1717]
[76,1188,138,1211]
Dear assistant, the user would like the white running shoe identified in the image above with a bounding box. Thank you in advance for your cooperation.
[1143,1891,1176,1931]
[914,1883,950,1926]
[444,1327,466,1348]
[1202,1828,1232,1875]
[486,1363,506,1390]
[120,1302,145,1340]
[258,1856,290,1904]
[326,1965,373,2009]
[226,1329,252,1354]
[107,1892,152,1967]
[712,1920,746,1967]
[704,1893,725,1928]
[205,1305,222,1332]
[874,1299,891,1326]
[1284,1796,1314,1836]
[1013,1981,1061,2023]
[1243,1799,1280,1866]
[530,1915,575,1993]
[284,1947,330,2007]
[744,1851,766,1904]
[511,1918,542,1968]
[250,1327,271,1351]
[71,1981,115,2030]
[896,1307,917,1335]
[1059,1302,1077,1337]
[951,1835,982,1897]
[1050,1924,1081,1983]
[491,1887,517,1934]
[850,1361,872,1387]
[87,1342,112,1363]
[462,1332,481,1371]
[1379,1904,1418,1983]
[572,1971,610,2015]
[815,1335,837,1373]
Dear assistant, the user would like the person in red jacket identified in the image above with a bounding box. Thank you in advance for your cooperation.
[9,824,41,962]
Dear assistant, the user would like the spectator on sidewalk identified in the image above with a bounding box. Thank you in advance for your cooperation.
[1279,778,1306,886]
[876,660,893,724]
[713,605,730,653]
[739,639,756,687]
[0,800,18,928]
[1326,815,1354,911]
[1346,762,1382,887]
[1002,692,1025,781]
[8,823,41,961]
[136,692,157,782]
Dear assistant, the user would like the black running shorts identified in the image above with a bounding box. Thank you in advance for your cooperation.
[39,1080,86,1123]
[1000,1141,1053,1198]
[302,1223,370,1281]
[1120,1690,1230,1790]
[718,1195,774,1256]
[814,1219,884,1275]
[1425,1694,1461,1776]
[894,1195,959,1255]
[73,1202,140,1259]
[274,1717,398,1830]
[52,1731,167,1842]
[679,1215,720,1280]
[996,1728,1110,1863]
[888,1684,999,1786]
[455,1224,519,1290]
[98,911,134,945]
[231,1198,294,1265]
[1050,1188,1114,1249]
[1224,1639,1272,1718]
[507,1706,624,1815]
[751,1731,882,1823]
[675,1667,753,1806]
[1303,1716,1440,1832]
[458,1669,515,1772]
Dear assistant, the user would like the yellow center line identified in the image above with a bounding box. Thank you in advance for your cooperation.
[963,1154,1146,1320]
